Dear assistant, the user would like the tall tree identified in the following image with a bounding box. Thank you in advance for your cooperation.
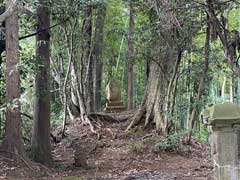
[127,1,200,134]
[1,0,24,156]
[127,1,135,110]
[187,16,210,143]
[31,0,52,166]
[93,3,106,112]
[82,4,94,113]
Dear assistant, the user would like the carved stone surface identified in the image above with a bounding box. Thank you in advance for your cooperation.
[106,79,121,101]
[207,103,240,180]
[104,79,125,113]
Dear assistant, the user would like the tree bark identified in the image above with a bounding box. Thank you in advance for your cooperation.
[125,0,203,134]
[93,4,106,112]
[237,78,240,105]
[187,16,210,143]
[127,59,171,134]
[1,0,24,157]
[62,19,77,136]
[127,3,181,134]
[82,5,94,113]
[0,0,17,23]
[229,76,233,102]
[31,0,52,166]
[127,1,135,110]
[221,76,226,98]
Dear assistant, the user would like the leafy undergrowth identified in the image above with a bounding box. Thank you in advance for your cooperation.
[0,114,213,180]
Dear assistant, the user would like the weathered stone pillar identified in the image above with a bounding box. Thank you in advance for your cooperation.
[104,79,126,113]
[205,103,240,180]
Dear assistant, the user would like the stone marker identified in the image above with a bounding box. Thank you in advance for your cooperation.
[106,79,121,101]
[203,102,240,180]
[104,79,126,113]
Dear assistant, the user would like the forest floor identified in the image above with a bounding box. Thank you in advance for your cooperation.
[0,111,213,180]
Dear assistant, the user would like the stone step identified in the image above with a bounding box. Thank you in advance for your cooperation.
[104,106,126,113]
[107,101,124,107]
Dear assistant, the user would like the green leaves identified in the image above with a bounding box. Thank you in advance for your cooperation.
[152,131,186,152]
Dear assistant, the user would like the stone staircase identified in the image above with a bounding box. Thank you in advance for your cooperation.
[104,100,126,113]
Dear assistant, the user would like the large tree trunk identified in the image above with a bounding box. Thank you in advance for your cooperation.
[127,58,173,135]
[187,16,210,143]
[31,0,52,166]
[126,5,181,134]
[93,4,106,112]
[149,62,169,133]
[127,39,182,135]
[82,5,94,113]
[127,1,135,110]
[1,0,24,156]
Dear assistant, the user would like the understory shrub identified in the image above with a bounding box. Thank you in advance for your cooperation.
[152,131,186,152]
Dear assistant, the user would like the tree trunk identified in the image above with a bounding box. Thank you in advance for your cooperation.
[127,60,170,134]
[82,5,94,113]
[1,0,24,156]
[166,50,182,122]
[187,16,210,143]
[62,22,76,136]
[221,76,226,98]
[93,4,106,112]
[31,1,52,166]
[61,23,87,117]
[229,76,233,102]
[237,78,240,105]
[127,1,191,135]
[186,57,193,130]
[126,26,179,135]
[127,1,135,110]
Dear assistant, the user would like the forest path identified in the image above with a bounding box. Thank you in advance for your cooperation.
[52,113,213,180]
[0,111,213,180]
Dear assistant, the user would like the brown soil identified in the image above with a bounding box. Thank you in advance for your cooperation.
[0,115,213,180]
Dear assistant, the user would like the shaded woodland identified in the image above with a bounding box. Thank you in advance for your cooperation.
[0,0,239,179]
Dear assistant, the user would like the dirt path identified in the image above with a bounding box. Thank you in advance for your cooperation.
[0,118,213,180]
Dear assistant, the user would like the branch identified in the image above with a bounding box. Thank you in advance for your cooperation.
[17,3,34,16]
[0,0,18,23]
[19,18,70,40]
[0,0,34,24]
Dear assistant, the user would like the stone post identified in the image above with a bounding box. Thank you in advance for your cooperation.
[205,103,240,180]
[104,79,126,113]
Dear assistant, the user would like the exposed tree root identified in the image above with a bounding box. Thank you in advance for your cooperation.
[88,113,118,123]
[80,112,135,134]
[59,111,135,141]
[126,91,148,131]
[126,104,146,131]
[88,112,133,123]
[0,149,54,177]
[0,150,34,171]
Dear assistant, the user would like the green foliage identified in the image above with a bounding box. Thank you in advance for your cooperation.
[152,132,186,152]
[195,124,209,144]
[0,0,239,146]
[51,105,63,129]
[199,129,209,144]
